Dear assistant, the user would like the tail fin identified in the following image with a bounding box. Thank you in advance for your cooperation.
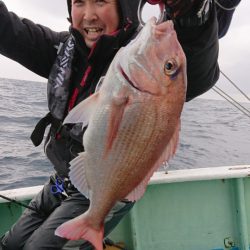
[55,213,104,250]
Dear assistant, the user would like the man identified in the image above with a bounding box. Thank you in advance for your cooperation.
[0,0,240,249]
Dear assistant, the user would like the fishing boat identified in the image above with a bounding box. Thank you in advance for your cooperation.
[1,165,250,250]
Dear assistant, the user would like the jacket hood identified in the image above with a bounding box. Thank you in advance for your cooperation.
[118,0,140,26]
[67,0,140,27]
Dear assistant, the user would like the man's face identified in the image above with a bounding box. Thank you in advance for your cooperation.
[71,0,120,48]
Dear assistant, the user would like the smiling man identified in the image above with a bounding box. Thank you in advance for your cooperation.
[71,0,120,48]
[0,0,241,249]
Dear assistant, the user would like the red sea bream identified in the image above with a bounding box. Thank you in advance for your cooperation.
[55,18,187,250]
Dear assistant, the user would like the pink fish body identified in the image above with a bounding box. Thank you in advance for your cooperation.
[55,18,187,250]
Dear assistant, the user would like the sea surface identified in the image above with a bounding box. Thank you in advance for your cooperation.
[0,78,250,191]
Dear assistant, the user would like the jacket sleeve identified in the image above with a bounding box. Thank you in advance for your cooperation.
[175,3,220,101]
[0,1,69,78]
[216,0,241,38]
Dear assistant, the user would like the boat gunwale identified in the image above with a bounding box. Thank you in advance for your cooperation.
[1,164,250,204]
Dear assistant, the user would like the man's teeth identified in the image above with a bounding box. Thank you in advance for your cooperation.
[85,28,102,33]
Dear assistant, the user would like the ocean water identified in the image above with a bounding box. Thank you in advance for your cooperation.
[0,78,250,191]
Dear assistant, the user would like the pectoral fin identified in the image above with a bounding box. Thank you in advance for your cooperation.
[63,92,99,128]
[104,94,129,157]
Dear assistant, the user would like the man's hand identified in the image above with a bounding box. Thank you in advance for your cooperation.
[166,0,205,18]
[146,0,205,18]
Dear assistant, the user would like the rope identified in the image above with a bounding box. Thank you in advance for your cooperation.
[212,86,250,118]
[211,70,250,118]
[0,194,38,212]
[214,0,240,11]
[220,71,250,102]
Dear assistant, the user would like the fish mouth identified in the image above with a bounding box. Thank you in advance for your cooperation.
[118,64,140,91]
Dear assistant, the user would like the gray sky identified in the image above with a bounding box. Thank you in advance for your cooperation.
[0,0,249,102]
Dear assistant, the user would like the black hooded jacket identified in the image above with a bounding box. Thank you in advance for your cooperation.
[0,0,220,101]
[0,0,220,176]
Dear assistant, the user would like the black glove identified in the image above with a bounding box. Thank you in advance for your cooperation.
[165,0,205,18]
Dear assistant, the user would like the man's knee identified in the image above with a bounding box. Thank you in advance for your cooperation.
[22,226,68,250]
[0,232,22,250]
[0,235,4,250]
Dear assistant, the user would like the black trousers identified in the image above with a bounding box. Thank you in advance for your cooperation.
[1,177,134,250]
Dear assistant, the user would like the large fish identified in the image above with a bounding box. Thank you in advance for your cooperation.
[55,18,187,250]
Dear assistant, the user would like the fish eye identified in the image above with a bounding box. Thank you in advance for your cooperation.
[164,59,178,76]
